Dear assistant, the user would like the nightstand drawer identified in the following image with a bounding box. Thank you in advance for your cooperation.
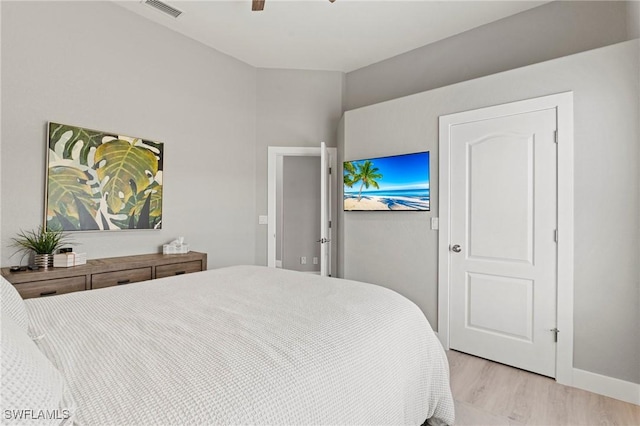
[92,267,152,290]
[15,276,86,299]
[156,261,203,279]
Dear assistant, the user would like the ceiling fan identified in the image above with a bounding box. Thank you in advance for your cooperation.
[252,0,335,11]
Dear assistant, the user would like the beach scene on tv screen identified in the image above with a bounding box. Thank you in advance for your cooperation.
[344,151,430,211]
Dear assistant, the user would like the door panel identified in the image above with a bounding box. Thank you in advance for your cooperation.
[467,272,533,342]
[468,134,533,263]
[450,108,558,377]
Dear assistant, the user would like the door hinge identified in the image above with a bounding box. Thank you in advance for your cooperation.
[554,130,558,144]
[554,229,558,242]
[550,328,560,342]
[329,220,332,228]
[329,167,332,175]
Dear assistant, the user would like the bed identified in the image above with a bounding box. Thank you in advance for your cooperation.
[2,265,455,425]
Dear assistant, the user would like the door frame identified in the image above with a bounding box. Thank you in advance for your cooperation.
[437,92,574,385]
[267,145,337,274]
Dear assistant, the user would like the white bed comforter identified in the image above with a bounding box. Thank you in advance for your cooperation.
[26,265,454,425]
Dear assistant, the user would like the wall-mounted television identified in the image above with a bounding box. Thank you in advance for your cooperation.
[343,151,430,211]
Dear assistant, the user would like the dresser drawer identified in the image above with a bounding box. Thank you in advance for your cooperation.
[156,261,203,279]
[2,252,206,296]
[15,276,86,299]
[91,267,152,290]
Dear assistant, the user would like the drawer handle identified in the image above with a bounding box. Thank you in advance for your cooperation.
[117,279,131,285]
[175,271,186,275]
[40,290,57,297]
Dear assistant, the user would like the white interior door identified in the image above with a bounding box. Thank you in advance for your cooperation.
[449,107,558,377]
[320,142,332,276]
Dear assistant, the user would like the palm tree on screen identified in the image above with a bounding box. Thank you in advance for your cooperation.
[354,160,383,201]
[343,161,358,188]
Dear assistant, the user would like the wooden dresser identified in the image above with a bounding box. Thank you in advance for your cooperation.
[1,251,207,299]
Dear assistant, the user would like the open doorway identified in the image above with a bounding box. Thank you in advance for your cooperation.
[278,156,321,272]
[267,144,337,276]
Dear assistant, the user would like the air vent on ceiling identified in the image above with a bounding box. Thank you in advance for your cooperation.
[143,0,183,18]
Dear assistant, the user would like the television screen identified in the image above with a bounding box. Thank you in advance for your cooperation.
[343,151,430,211]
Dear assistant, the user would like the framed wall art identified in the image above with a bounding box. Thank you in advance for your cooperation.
[45,122,164,231]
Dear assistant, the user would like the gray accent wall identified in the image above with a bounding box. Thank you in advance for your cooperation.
[629,0,640,39]
[341,40,640,384]
[345,1,637,111]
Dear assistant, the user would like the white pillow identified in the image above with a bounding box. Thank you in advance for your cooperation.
[1,275,29,331]
[1,313,75,425]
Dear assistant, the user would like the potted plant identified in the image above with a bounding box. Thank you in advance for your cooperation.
[11,226,73,269]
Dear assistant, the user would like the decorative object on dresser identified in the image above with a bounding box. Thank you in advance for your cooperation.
[46,122,164,232]
[53,252,87,267]
[10,226,73,270]
[1,252,207,299]
[163,236,188,254]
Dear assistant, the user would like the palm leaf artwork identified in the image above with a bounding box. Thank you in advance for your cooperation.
[49,123,109,166]
[46,122,163,231]
[94,140,159,214]
[46,166,96,229]
[112,184,163,230]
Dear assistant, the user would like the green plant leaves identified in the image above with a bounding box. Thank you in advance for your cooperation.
[11,226,73,256]
[344,161,357,188]
[344,160,383,201]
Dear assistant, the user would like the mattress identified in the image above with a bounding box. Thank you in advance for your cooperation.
[26,265,455,425]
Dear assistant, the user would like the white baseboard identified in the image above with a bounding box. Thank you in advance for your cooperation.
[572,368,640,406]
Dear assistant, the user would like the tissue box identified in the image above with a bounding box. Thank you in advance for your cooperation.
[53,252,87,267]
[163,244,189,255]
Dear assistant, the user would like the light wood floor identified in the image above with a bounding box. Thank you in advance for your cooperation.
[447,350,640,425]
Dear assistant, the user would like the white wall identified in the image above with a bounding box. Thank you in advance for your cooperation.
[0,1,257,267]
[342,40,640,384]
[254,69,344,266]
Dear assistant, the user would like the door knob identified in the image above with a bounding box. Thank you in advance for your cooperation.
[451,244,462,253]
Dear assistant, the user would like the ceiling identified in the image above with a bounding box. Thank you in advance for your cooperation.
[115,0,549,73]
